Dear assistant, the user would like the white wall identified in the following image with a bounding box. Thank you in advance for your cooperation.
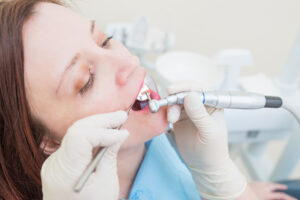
[74,0,300,77]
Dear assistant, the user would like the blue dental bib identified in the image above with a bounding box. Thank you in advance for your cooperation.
[128,133,201,200]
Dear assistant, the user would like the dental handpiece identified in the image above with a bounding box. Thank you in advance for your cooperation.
[149,91,283,113]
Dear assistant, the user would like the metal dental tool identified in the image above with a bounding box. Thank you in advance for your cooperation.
[148,91,283,113]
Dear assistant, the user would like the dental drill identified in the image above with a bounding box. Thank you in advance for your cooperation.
[148,91,283,113]
[73,75,289,193]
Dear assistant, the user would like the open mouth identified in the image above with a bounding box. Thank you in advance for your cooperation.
[132,81,161,112]
[132,83,151,111]
[132,99,149,111]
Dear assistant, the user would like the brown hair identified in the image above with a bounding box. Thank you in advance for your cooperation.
[0,0,63,199]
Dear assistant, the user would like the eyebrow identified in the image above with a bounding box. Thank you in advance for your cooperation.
[55,20,96,94]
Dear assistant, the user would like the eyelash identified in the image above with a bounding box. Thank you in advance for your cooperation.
[79,36,112,95]
[101,36,113,47]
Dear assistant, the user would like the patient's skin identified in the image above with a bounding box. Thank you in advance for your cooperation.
[23,2,168,198]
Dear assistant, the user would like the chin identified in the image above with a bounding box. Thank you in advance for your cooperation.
[120,107,169,150]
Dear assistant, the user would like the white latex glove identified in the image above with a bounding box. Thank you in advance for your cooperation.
[167,82,247,200]
[41,111,129,200]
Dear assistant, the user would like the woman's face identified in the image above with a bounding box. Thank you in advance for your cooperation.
[23,2,168,150]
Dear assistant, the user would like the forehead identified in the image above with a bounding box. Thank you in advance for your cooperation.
[23,2,90,94]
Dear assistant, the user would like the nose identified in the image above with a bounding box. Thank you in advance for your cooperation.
[115,55,140,86]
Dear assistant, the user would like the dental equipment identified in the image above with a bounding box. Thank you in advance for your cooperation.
[149,91,283,113]
[73,76,155,193]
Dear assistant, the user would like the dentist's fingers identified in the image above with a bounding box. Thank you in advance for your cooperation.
[167,105,181,123]
[167,105,192,123]
[167,81,210,95]
[62,128,129,157]
[87,129,129,149]
[94,130,129,174]
[72,111,128,129]
[94,138,127,175]
[184,92,215,142]
[167,82,219,116]
[58,127,129,177]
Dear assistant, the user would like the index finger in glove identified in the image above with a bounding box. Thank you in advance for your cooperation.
[167,104,182,123]
[71,110,128,129]
[61,110,129,162]
[167,81,214,123]
[63,127,129,153]
[167,81,211,95]
[60,128,129,173]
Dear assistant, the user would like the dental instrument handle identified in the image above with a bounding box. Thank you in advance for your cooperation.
[73,147,108,192]
[149,91,283,113]
[73,106,133,193]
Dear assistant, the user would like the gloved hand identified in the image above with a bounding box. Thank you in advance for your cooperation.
[167,82,247,200]
[41,111,129,200]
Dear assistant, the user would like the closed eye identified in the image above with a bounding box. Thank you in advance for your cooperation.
[78,36,112,95]
[79,68,94,95]
[101,36,113,47]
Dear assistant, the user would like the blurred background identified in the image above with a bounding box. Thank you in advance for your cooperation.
[72,0,300,181]
[74,0,300,77]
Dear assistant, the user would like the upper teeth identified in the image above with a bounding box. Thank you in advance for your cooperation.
[136,83,150,101]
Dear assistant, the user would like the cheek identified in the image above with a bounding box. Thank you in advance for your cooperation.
[51,95,117,139]
[120,107,169,149]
